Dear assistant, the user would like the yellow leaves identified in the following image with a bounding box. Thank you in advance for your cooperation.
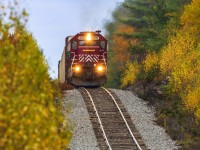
[195,109,200,121]
[184,88,200,120]
[158,0,200,121]
[0,121,6,128]
[181,0,200,30]
[143,52,159,73]
[160,31,194,74]
[160,34,200,119]
[50,126,57,134]
[22,106,28,113]
[121,61,140,88]
[184,88,200,111]
[0,14,72,149]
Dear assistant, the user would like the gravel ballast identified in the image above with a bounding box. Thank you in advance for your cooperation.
[63,89,99,150]
[110,89,178,150]
[63,88,178,150]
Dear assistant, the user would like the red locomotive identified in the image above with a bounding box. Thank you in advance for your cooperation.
[58,31,108,86]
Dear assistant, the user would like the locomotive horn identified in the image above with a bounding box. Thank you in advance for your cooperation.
[96,30,101,33]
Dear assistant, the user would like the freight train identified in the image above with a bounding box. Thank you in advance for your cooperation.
[58,31,108,86]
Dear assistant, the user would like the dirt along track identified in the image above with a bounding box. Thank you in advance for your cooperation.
[79,87,148,150]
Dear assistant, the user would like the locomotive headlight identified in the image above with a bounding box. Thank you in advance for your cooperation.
[98,66,103,71]
[75,66,81,72]
[97,66,103,72]
[86,33,92,41]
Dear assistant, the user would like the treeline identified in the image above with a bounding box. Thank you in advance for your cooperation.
[105,0,200,148]
[0,1,71,149]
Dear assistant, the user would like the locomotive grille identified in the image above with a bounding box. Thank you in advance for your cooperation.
[81,63,94,80]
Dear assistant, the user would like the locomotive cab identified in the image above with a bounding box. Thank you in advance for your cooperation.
[58,31,108,86]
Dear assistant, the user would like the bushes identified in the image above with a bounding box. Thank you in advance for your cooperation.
[0,1,72,149]
[140,1,200,148]
[143,52,160,80]
[142,0,200,121]
[121,61,140,88]
[0,26,72,150]
[107,0,200,148]
[159,0,200,121]
[105,24,135,88]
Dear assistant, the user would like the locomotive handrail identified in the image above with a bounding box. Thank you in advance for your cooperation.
[101,87,143,150]
[70,52,77,72]
[102,52,107,72]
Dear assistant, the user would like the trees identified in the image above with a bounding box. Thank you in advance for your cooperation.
[110,25,134,69]
[0,1,71,149]
[105,0,189,87]
[159,0,200,120]
[106,0,200,148]
[121,61,140,88]
[105,4,134,87]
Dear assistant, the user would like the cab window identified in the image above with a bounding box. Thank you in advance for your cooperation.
[72,41,77,50]
[67,43,71,52]
[100,41,106,49]
[79,40,98,46]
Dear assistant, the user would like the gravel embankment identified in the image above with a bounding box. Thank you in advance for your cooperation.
[63,88,178,150]
[110,89,178,150]
[63,89,99,150]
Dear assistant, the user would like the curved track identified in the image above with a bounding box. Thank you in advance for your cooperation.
[79,87,148,150]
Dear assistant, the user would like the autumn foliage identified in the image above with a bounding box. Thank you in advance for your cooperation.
[143,0,200,121]
[159,0,200,120]
[110,25,135,70]
[107,0,200,121]
[121,61,140,88]
[107,0,200,148]
[0,1,72,149]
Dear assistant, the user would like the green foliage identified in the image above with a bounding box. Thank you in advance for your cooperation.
[105,0,189,88]
[104,50,121,88]
[0,1,72,149]
[106,0,200,148]
[122,0,190,54]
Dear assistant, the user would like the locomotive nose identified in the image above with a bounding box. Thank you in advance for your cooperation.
[85,72,93,81]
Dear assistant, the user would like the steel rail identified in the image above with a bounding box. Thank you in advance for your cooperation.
[101,87,143,150]
[83,88,112,150]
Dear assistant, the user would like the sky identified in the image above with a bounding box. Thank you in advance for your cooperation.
[25,0,124,78]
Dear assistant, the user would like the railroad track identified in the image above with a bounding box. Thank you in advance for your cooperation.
[79,87,148,150]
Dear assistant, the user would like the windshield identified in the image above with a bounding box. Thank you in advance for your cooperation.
[79,41,99,46]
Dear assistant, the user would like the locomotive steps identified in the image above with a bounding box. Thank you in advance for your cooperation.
[63,88,178,150]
